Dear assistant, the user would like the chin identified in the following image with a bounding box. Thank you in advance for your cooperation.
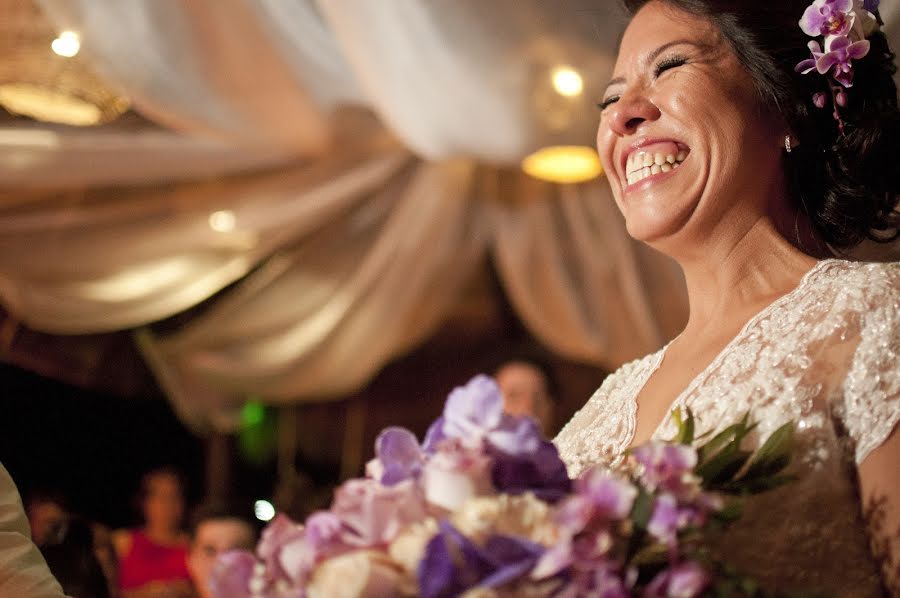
[621,201,696,245]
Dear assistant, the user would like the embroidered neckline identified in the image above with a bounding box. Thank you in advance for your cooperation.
[625,258,840,448]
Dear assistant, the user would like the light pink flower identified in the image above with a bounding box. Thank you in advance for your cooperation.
[255,514,306,581]
[331,478,427,548]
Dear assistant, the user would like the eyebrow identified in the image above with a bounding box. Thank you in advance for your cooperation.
[604,39,700,90]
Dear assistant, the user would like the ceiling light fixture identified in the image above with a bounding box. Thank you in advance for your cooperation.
[521,145,603,184]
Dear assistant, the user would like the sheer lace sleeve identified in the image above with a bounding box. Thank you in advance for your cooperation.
[838,262,900,465]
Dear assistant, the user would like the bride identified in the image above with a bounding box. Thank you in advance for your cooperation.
[554,0,899,594]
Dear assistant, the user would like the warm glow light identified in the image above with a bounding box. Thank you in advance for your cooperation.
[209,210,236,233]
[551,67,584,97]
[254,500,276,522]
[0,84,103,126]
[522,145,603,184]
[51,31,80,58]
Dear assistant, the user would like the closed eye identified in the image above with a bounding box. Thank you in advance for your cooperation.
[597,96,620,110]
[654,54,688,78]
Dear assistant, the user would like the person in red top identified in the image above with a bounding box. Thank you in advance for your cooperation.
[113,467,193,598]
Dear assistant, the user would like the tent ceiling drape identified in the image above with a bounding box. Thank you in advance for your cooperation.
[1,0,897,429]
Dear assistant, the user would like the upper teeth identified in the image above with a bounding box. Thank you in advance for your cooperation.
[626,150,688,185]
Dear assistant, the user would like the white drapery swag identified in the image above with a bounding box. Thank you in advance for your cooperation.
[0,123,687,429]
[11,1,897,427]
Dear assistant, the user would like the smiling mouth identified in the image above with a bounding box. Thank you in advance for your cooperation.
[624,143,690,187]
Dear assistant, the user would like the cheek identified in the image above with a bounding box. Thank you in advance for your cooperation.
[596,123,616,176]
[596,124,624,205]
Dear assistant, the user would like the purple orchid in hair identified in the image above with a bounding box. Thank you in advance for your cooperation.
[795,40,826,74]
[800,0,855,37]
[817,35,871,86]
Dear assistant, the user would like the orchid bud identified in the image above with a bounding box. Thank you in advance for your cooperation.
[836,91,848,107]
[813,92,828,109]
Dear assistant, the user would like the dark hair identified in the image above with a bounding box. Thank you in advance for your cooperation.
[488,346,560,402]
[136,466,185,502]
[623,0,900,250]
[188,500,259,539]
[41,518,110,598]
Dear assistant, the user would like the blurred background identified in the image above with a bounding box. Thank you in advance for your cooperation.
[0,1,897,595]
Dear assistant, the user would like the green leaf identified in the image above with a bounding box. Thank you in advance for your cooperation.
[724,473,798,495]
[696,417,756,464]
[696,443,753,487]
[741,422,795,481]
[630,543,669,567]
[630,488,654,530]
[676,408,696,445]
[713,499,744,523]
[626,489,654,562]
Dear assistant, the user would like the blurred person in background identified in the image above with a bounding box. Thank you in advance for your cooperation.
[0,461,68,598]
[41,516,111,598]
[113,467,192,598]
[25,490,70,547]
[186,502,258,598]
[492,350,559,434]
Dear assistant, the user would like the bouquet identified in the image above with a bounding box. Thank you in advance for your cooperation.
[212,375,794,597]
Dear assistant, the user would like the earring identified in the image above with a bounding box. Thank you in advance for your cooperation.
[785,135,792,153]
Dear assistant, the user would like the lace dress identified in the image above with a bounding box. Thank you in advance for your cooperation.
[555,259,899,596]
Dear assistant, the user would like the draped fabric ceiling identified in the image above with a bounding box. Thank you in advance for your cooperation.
[1,1,897,430]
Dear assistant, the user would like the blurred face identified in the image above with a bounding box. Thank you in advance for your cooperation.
[188,519,256,598]
[27,500,67,546]
[142,473,184,530]
[495,362,554,432]
[597,1,784,253]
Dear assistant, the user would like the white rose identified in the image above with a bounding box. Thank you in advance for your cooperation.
[306,550,407,598]
[388,518,439,576]
[422,445,494,512]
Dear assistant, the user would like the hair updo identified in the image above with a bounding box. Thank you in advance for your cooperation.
[623,0,900,250]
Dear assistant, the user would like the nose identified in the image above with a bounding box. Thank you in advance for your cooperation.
[606,91,661,137]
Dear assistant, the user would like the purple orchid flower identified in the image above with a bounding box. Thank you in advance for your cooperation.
[490,438,572,503]
[209,550,258,598]
[423,375,544,456]
[254,513,306,581]
[421,375,503,454]
[374,427,425,485]
[632,442,698,494]
[817,35,871,87]
[533,469,637,580]
[799,0,855,37]
[585,566,634,598]
[796,40,826,74]
[643,561,711,598]
[277,511,343,579]
[646,493,681,546]
[418,521,544,598]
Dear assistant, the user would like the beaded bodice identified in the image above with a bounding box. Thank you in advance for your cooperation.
[555,259,899,595]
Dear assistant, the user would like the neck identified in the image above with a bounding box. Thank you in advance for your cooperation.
[144,523,180,544]
[674,215,819,337]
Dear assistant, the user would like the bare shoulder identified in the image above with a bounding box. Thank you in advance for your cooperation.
[111,528,133,557]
